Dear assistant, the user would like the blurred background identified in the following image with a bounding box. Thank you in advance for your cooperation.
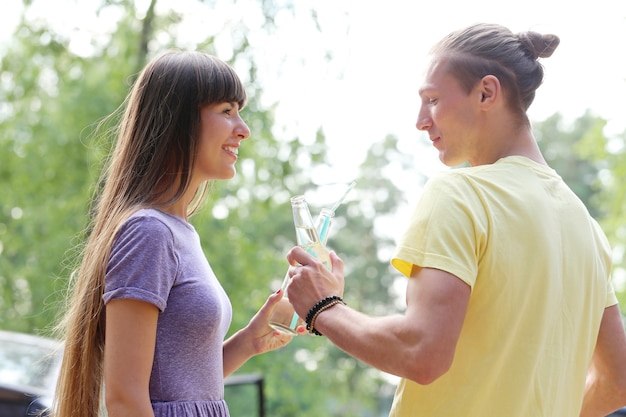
[1,0,625,415]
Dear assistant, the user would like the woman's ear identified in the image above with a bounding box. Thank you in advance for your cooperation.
[479,75,501,110]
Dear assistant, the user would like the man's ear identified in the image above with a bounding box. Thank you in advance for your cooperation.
[478,75,501,110]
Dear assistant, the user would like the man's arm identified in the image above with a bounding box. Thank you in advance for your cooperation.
[287,247,470,384]
[580,304,626,417]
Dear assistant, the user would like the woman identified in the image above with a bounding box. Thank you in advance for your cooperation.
[285,23,626,416]
[52,50,290,417]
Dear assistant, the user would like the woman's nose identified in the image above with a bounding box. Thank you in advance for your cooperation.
[236,118,251,140]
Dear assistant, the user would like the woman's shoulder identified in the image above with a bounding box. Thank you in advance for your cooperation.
[110,209,174,252]
[122,208,173,232]
[124,208,193,233]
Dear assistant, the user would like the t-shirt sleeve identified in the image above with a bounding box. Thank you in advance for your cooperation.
[606,281,619,308]
[592,220,619,309]
[103,215,179,311]
[391,172,486,288]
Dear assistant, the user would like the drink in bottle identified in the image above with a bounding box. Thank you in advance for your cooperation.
[269,196,331,335]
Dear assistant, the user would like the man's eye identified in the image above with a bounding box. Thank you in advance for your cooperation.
[428,98,438,105]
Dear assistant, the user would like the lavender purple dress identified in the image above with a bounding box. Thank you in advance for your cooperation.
[103,209,232,417]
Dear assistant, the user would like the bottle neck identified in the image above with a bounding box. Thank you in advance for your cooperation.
[315,209,334,246]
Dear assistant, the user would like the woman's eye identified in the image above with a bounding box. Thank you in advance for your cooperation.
[428,98,438,105]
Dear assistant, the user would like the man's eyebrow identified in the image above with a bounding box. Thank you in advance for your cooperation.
[418,86,434,96]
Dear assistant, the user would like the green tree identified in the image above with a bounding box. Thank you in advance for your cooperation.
[0,0,408,415]
[572,113,626,308]
[5,1,619,414]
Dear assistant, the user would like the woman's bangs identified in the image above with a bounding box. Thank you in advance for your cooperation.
[201,61,247,108]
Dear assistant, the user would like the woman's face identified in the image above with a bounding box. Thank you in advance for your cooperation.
[194,102,250,181]
[416,59,484,167]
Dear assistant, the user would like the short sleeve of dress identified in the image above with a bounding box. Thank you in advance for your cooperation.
[103,215,180,311]
[391,171,487,288]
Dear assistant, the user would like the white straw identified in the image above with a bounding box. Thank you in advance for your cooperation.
[330,181,356,213]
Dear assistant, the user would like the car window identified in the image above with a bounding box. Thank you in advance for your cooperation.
[0,331,60,394]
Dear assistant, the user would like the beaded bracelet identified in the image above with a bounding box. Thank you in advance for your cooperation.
[305,295,346,336]
[308,300,344,335]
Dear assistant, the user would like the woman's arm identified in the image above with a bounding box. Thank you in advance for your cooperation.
[104,299,159,417]
[222,290,291,377]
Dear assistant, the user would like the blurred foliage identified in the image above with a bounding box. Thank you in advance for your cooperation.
[0,0,624,415]
[0,0,411,415]
[571,114,626,308]
[535,113,604,218]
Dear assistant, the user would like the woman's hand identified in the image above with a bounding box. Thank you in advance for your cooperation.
[246,289,293,354]
[223,290,292,376]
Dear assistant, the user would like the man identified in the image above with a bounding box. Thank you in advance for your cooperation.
[285,23,626,416]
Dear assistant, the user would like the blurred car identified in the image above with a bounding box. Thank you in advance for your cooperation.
[0,330,61,417]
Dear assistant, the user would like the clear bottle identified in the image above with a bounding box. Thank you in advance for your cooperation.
[292,196,332,270]
[315,208,335,247]
[269,196,332,335]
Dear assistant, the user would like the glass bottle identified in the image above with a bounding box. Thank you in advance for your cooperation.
[292,196,332,270]
[269,196,332,335]
[315,208,335,247]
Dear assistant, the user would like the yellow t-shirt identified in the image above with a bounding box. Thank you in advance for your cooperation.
[390,156,615,417]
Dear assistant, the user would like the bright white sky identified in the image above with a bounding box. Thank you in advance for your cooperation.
[2,0,625,189]
[271,0,626,184]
